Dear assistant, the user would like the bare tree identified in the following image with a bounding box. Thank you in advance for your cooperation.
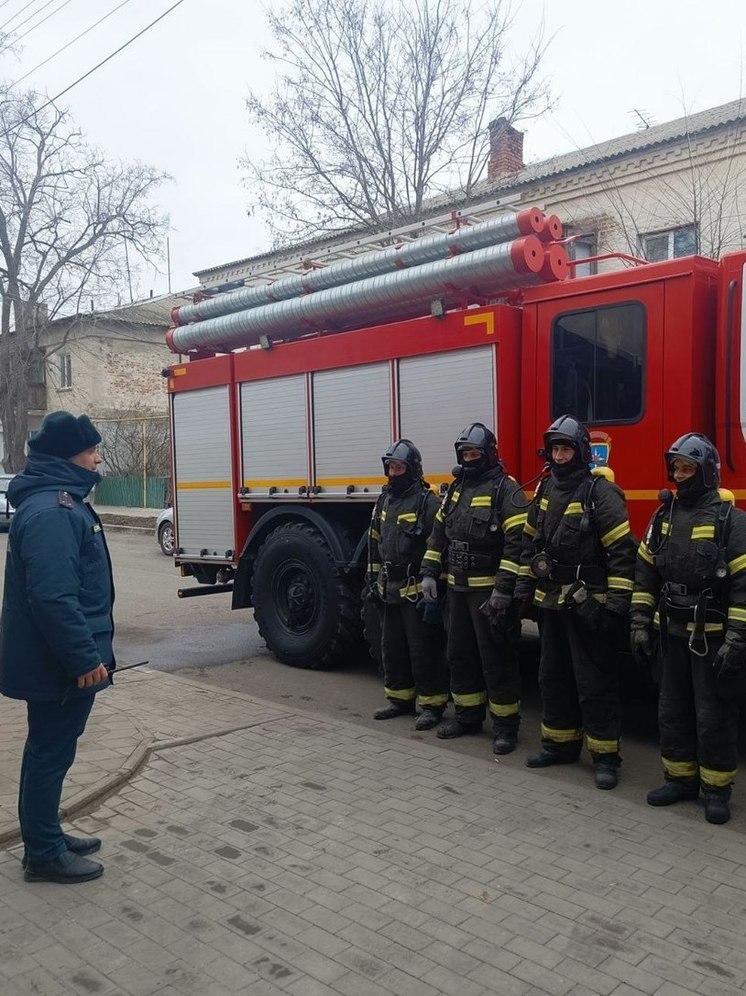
[243,0,551,246]
[0,90,168,472]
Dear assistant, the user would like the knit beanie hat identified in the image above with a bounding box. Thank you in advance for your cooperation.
[28,411,102,460]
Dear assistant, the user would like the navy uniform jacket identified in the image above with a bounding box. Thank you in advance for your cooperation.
[0,452,114,702]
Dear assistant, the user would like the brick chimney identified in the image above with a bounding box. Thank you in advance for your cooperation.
[487,118,524,182]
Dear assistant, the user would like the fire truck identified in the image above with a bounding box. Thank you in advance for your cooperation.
[164,205,746,670]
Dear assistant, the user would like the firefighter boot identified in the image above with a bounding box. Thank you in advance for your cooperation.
[646,780,699,807]
[373,701,416,720]
[526,749,579,768]
[437,719,482,739]
[492,720,518,756]
[703,788,731,825]
[593,763,619,790]
[414,708,443,731]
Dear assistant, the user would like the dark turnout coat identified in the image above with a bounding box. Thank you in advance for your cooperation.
[0,453,114,702]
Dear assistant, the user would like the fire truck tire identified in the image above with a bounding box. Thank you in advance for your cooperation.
[252,522,363,669]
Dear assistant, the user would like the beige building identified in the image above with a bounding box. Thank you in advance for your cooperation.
[193,98,746,290]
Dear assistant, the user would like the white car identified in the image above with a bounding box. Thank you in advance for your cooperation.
[155,506,174,555]
[0,474,15,531]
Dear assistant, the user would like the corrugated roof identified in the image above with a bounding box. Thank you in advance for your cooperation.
[194,97,746,278]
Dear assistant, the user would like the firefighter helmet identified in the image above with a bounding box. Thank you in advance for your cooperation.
[665,433,720,488]
[454,423,499,467]
[381,439,423,478]
[543,414,592,464]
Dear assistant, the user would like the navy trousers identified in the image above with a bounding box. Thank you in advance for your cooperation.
[19,694,95,862]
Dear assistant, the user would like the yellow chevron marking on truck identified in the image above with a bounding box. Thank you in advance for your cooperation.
[463,312,494,336]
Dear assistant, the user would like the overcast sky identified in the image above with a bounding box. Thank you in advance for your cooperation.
[1,0,744,299]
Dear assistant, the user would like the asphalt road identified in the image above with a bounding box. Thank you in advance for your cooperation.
[3,527,746,827]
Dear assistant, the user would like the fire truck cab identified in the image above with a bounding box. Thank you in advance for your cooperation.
[166,225,746,671]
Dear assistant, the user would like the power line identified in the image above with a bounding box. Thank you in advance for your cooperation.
[4,0,187,134]
[9,0,136,92]
[9,0,64,36]
[0,0,43,32]
[14,0,77,45]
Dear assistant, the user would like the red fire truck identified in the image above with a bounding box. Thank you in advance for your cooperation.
[164,207,746,670]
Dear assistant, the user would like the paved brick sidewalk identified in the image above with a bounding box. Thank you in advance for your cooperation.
[2,671,746,996]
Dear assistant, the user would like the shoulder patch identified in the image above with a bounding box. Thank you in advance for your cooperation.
[58,490,74,509]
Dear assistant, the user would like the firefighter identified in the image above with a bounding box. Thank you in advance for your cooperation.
[631,433,746,825]
[419,423,525,753]
[367,440,449,729]
[516,415,636,790]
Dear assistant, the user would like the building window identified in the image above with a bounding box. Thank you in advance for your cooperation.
[59,353,72,389]
[640,225,697,262]
[551,302,645,424]
[568,235,596,278]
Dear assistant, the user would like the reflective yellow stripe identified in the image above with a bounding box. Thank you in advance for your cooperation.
[519,564,535,577]
[662,757,698,778]
[541,724,582,743]
[451,491,461,504]
[660,521,670,535]
[539,497,549,511]
[380,510,387,521]
[452,691,487,707]
[601,521,631,548]
[435,509,444,523]
[498,559,520,575]
[586,735,619,754]
[728,607,746,623]
[685,622,723,632]
[728,553,746,576]
[369,562,382,572]
[397,512,417,523]
[637,543,654,564]
[534,589,546,602]
[489,700,519,717]
[369,529,381,541]
[700,766,737,788]
[418,693,448,707]
[467,576,497,587]
[653,610,660,627]
[384,687,416,701]
[564,502,583,516]
[691,525,715,539]
[524,522,538,537]
[447,574,456,585]
[177,480,231,490]
[503,513,527,531]
[423,549,442,563]
[631,591,656,608]
[608,577,634,591]
[399,582,422,598]
[470,496,492,507]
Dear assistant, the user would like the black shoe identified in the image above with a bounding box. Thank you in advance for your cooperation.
[704,792,731,825]
[414,708,443,731]
[646,781,699,807]
[22,833,102,870]
[594,764,618,790]
[492,728,518,755]
[437,719,482,739]
[24,850,104,884]
[525,750,579,769]
[374,702,415,720]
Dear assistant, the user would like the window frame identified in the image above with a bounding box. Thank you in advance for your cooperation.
[59,352,72,390]
[640,224,698,262]
[550,300,647,427]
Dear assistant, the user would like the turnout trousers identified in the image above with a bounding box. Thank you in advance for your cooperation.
[19,694,95,862]
[381,600,449,711]
[446,589,520,729]
[658,634,739,795]
[538,609,621,764]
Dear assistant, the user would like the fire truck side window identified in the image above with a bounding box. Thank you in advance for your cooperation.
[551,302,645,423]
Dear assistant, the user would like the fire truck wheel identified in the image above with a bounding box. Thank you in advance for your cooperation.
[252,522,363,669]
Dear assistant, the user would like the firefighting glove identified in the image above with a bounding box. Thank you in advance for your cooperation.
[421,576,438,603]
[713,633,746,699]
[479,588,513,624]
[630,627,655,667]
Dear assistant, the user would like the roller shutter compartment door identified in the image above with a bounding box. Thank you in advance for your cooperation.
[240,375,307,496]
[172,387,234,558]
[313,362,391,496]
[399,346,495,484]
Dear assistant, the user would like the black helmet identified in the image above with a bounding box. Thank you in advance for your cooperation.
[543,414,592,465]
[381,439,423,478]
[454,423,499,468]
[665,433,720,488]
